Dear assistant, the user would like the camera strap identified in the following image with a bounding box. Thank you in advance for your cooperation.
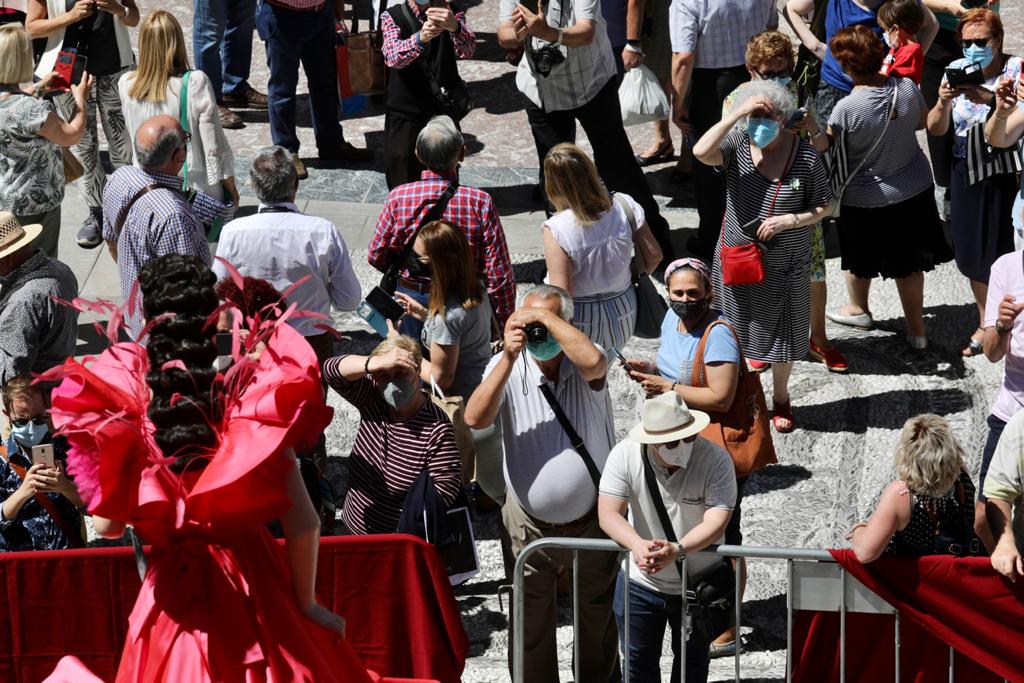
[641,445,682,577]
[538,382,601,488]
[379,179,459,294]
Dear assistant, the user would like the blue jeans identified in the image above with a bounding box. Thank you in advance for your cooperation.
[613,572,711,683]
[193,0,256,100]
[395,284,429,347]
[256,0,344,154]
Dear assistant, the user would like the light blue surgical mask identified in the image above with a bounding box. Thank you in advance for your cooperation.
[964,44,994,70]
[382,379,417,409]
[527,338,562,361]
[414,0,430,6]
[10,421,48,450]
[747,117,781,148]
[883,29,894,48]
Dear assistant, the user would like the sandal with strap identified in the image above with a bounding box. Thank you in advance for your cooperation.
[772,399,795,434]
[962,327,985,357]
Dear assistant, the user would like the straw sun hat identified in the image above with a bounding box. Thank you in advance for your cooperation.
[0,212,41,260]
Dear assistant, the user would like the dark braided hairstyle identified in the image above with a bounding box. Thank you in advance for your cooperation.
[138,254,220,470]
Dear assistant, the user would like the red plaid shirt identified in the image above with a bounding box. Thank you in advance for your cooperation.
[368,169,515,327]
[380,2,476,69]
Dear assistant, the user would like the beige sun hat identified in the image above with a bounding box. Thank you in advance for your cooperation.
[0,212,41,260]
[628,391,710,444]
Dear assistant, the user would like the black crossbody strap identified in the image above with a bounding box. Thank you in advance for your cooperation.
[641,445,682,577]
[380,180,460,294]
[538,382,601,488]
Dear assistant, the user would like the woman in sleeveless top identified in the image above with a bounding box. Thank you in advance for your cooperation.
[848,414,982,563]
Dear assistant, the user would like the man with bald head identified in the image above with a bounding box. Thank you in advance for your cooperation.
[102,115,224,339]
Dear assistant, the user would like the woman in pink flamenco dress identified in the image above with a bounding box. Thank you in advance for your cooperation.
[42,254,376,683]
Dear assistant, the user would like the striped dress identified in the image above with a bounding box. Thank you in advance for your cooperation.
[711,129,832,363]
[323,358,462,535]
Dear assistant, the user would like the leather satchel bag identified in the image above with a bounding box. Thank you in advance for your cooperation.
[61,148,83,184]
[429,375,477,485]
[614,193,667,339]
[690,320,776,479]
[347,0,387,95]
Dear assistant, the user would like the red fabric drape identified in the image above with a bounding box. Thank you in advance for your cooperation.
[792,550,1024,682]
[0,534,468,683]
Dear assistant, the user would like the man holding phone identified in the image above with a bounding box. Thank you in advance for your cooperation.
[0,376,84,551]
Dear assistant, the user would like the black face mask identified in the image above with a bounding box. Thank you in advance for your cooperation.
[670,298,709,322]
[405,252,432,278]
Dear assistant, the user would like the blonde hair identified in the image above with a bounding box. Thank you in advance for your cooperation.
[0,25,34,85]
[893,414,964,498]
[2,375,43,412]
[417,220,483,319]
[543,143,612,224]
[128,11,190,103]
[369,335,422,369]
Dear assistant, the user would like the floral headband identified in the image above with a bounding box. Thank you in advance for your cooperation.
[663,257,711,287]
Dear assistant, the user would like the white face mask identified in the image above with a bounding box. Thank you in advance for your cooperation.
[657,440,693,468]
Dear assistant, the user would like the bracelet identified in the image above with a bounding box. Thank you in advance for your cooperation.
[122,4,129,17]
[363,356,372,375]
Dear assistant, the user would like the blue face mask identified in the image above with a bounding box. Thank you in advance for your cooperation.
[963,44,994,69]
[382,379,417,409]
[747,117,781,148]
[527,338,563,361]
[10,420,48,450]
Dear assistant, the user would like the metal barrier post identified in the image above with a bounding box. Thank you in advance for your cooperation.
[679,553,688,681]
[786,558,794,683]
[948,645,953,683]
[840,566,847,683]
[735,560,742,681]
[622,554,630,683]
[894,609,900,683]
[573,550,580,683]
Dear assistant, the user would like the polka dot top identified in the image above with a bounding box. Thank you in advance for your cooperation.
[885,471,977,556]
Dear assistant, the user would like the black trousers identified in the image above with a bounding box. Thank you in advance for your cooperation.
[922,28,960,189]
[524,77,674,260]
[690,65,749,257]
[384,111,429,189]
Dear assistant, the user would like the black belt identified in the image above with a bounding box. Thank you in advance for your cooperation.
[398,276,430,294]
[524,505,597,531]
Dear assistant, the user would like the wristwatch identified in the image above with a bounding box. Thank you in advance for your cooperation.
[552,28,563,48]
[122,3,130,17]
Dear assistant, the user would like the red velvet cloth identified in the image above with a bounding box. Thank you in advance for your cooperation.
[0,534,467,683]
[793,550,1024,682]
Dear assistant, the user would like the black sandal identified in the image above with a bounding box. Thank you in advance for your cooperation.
[962,327,985,357]
[636,142,675,167]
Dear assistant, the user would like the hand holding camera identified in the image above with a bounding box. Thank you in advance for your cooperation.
[425,6,458,32]
[71,72,93,107]
[419,19,444,43]
[67,0,95,22]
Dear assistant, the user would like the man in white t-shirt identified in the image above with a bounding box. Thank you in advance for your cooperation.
[598,391,736,683]
[466,284,618,683]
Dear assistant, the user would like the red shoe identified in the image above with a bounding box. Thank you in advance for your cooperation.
[772,399,795,433]
[808,339,849,373]
[748,359,770,372]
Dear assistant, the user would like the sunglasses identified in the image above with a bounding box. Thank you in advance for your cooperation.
[756,69,790,80]
[661,436,698,449]
[961,37,990,48]
[11,414,47,428]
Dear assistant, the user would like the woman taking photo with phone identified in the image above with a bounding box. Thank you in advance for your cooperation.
[926,8,1020,358]
[693,79,832,433]
[26,0,137,250]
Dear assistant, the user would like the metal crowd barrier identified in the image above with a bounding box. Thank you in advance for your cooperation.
[510,539,1002,683]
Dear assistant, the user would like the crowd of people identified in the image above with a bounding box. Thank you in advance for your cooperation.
[3,0,1024,680]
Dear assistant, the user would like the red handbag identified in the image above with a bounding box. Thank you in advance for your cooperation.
[719,138,796,287]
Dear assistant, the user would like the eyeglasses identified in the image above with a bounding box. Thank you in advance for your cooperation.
[180,132,192,148]
[962,37,990,48]
[683,435,697,443]
[10,414,47,428]
[756,69,790,80]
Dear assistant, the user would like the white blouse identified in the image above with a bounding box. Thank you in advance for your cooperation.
[543,192,644,298]
[118,70,234,203]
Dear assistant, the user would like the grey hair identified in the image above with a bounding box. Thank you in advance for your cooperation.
[135,129,182,170]
[524,284,574,321]
[250,146,298,204]
[725,79,797,124]
[415,115,464,173]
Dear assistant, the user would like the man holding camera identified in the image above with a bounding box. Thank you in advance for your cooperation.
[466,284,619,682]
[380,0,475,188]
[497,0,674,264]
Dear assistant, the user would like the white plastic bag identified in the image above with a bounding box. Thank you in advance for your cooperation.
[619,65,671,127]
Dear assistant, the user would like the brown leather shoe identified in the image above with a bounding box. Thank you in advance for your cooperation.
[293,156,308,180]
[217,104,244,129]
[222,88,269,110]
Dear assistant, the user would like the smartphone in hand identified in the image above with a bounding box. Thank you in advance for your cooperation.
[611,346,629,368]
[31,444,55,470]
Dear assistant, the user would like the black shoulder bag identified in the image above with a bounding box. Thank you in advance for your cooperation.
[538,382,601,488]
[641,445,735,641]
[378,180,459,295]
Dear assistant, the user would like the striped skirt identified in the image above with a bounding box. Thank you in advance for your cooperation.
[573,285,637,355]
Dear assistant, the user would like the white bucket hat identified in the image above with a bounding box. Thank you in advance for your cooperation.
[0,212,41,260]
[628,391,710,444]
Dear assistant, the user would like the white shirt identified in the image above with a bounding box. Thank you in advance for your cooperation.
[500,0,617,112]
[119,70,234,204]
[212,203,362,336]
[543,192,643,298]
[599,438,736,594]
[484,348,614,523]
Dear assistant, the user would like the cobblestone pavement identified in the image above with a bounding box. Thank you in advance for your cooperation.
[61,0,1024,679]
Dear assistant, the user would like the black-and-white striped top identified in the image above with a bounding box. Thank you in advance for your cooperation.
[827,76,933,209]
[324,359,462,535]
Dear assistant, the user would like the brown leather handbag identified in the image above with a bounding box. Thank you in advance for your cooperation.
[347,0,387,95]
[690,320,777,478]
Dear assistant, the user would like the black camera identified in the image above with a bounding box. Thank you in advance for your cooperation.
[531,44,565,78]
[523,323,548,344]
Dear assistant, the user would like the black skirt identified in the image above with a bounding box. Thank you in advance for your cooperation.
[837,186,953,280]
[950,156,1017,284]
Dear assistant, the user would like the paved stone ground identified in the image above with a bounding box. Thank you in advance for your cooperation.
[55,0,1024,680]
